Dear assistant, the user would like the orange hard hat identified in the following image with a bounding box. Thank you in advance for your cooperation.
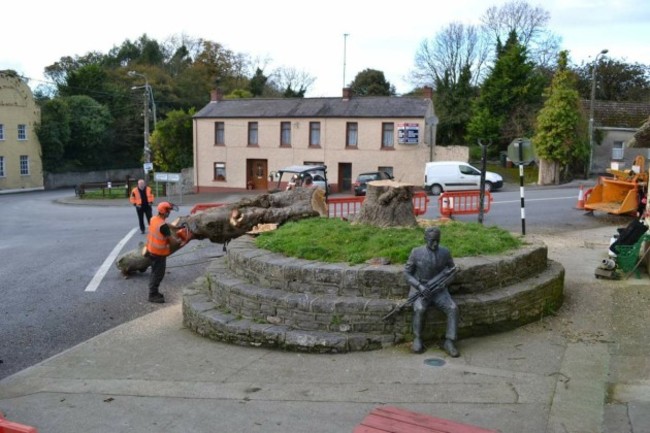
[157,201,173,213]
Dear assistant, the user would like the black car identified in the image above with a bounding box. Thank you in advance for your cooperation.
[353,171,394,196]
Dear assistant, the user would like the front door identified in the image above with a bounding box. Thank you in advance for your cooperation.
[339,162,352,193]
[247,159,268,191]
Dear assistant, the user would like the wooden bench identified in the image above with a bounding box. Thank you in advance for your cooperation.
[354,406,499,433]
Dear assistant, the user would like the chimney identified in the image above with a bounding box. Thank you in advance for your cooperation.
[342,87,352,101]
[422,86,433,100]
[210,88,224,102]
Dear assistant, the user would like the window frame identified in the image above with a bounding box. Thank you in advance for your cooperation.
[0,156,5,177]
[381,122,394,149]
[17,124,27,141]
[20,155,29,175]
[280,121,292,147]
[214,122,225,146]
[248,122,259,146]
[309,122,321,147]
[612,141,624,160]
[346,122,358,148]
[0,124,5,141]
[214,162,227,181]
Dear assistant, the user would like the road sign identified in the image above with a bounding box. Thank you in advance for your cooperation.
[507,138,535,165]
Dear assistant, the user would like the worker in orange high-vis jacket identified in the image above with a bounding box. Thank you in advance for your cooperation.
[145,201,184,303]
[130,179,155,234]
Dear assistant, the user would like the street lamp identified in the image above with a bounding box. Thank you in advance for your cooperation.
[587,49,608,177]
[128,71,156,164]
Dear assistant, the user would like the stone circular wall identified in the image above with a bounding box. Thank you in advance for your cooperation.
[183,236,565,353]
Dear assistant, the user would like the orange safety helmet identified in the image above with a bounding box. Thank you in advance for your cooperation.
[157,201,173,214]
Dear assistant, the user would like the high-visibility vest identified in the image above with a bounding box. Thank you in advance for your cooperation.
[146,215,171,257]
[130,186,154,206]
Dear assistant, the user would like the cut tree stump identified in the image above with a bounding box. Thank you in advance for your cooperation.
[116,187,327,276]
[354,180,418,228]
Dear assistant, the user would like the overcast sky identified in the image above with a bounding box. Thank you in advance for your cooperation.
[2,0,649,97]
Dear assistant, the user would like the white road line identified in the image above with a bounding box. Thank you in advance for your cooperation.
[85,228,138,292]
[492,195,575,204]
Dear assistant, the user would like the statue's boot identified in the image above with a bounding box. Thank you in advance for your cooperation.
[442,339,460,357]
[412,337,425,353]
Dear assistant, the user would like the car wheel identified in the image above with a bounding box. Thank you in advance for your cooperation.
[484,182,493,192]
[430,184,443,196]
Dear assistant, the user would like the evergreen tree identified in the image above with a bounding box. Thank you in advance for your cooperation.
[149,108,195,172]
[533,51,588,184]
[434,65,477,145]
[466,30,544,152]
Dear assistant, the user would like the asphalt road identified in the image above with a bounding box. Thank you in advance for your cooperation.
[0,186,629,381]
[0,189,223,380]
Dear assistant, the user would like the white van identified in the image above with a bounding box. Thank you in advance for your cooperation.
[424,161,503,195]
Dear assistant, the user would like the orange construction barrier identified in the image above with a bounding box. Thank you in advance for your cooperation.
[327,191,430,218]
[576,184,585,209]
[0,413,38,433]
[437,191,493,218]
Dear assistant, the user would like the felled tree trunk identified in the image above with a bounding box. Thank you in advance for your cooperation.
[116,187,327,276]
[354,180,418,228]
[178,187,327,243]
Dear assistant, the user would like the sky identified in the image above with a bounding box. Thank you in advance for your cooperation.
[2,0,649,98]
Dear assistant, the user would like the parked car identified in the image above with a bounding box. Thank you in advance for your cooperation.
[353,171,394,196]
[269,165,329,195]
[424,161,503,195]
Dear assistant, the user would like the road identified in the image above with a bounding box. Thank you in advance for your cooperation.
[0,186,630,380]
[0,189,223,380]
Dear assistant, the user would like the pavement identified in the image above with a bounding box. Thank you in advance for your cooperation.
[1,186,650,433]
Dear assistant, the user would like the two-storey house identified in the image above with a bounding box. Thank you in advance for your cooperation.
[192,87,467,193]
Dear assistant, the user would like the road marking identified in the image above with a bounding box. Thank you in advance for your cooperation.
[492,195,575,204]
[85,228,138,292]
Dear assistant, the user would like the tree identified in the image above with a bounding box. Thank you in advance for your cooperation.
[149,108,195,172]
[434,65,477,145]
[349,69,395,96]
[466,31,545,152]
[270,66,315,97]
[572,58,650,102]
[37,95,113,172]
[533,51,588,185]
[249,67,268,96]
[411,22,489,89]
[480,0,560,69]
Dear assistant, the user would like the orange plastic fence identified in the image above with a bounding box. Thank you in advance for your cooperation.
[327,191,430,218]
[438,191,492,218]
[190,192,430,219]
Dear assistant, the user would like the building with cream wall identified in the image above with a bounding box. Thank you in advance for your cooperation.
[192,87,467,193]
[0,70,44,193]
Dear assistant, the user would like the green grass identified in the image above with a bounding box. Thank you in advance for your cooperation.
[81,188,130,199]
[486,162,539,185]
[255,218,523,265]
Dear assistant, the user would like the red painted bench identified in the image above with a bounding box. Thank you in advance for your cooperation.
[0,413,38,433]
[353,406,499,433]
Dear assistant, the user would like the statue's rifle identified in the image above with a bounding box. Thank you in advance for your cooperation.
[382,266,459,321]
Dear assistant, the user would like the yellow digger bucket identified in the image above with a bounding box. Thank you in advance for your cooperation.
[584,177,640,215]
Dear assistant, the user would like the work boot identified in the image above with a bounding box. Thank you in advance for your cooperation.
[441,339,460,357]
[412,337,425,354]
[148,293,165,303]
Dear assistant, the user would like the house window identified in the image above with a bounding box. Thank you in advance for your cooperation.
[280,122,291,147]
[215,122,225,145]
[309,122,321,147]
[381,123,394,148]
[18,124,27,141]
[248,122,258,146]
[0,124,4,140]
[20,155,29,175]
[346,122,358,148]
[214,162,226,181]
[0,156,4,177]
[612,141,624,160]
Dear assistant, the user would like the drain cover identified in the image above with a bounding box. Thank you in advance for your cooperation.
[424,357,446,367]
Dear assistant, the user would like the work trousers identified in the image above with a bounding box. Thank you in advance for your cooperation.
[136,205,153,233]
[148,254,167,295]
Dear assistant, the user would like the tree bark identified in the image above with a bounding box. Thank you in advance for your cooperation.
[538,159,559,185]
[115,187,327,276]
[353,180,418,228]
